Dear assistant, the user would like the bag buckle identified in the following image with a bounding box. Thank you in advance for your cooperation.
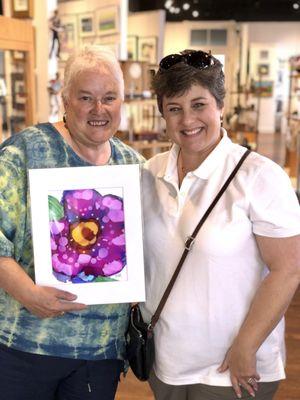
[185,236,195,251]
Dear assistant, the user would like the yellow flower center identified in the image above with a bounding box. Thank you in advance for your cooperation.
[70,220,99,248]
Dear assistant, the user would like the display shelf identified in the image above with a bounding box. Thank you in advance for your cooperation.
[286,56,300,187]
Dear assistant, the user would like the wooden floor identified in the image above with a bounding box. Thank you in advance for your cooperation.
[116,133,300,400]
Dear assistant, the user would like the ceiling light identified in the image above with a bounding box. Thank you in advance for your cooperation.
[169,6,176,13]
[183,2,190,10]
[164,0,173,9]
[293,2,300,9]
[192,10,199,17]
[174,7,181,13]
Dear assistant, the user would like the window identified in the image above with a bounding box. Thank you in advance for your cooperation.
[210,29,227,46]
[190,29,208,46]
[190,29,227,46]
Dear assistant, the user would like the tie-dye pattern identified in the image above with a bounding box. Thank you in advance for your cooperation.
[0,123,144,360]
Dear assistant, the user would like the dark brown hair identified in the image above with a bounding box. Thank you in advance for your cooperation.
[152,54,225,114]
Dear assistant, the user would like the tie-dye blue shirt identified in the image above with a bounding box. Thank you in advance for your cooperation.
[0,123,144,360]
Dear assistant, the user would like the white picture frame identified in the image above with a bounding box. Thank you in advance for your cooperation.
[96,6,119,36]
[138,36,158,64]
[29,164,145,305]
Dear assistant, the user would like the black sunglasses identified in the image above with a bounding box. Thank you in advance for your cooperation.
[159,50,218,71]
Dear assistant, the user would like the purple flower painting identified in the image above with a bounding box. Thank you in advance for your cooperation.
[48,189,127,283]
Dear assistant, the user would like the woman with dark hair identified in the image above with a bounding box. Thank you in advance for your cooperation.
[141,50,300,400]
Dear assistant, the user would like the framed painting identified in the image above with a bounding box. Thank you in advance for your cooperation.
[60,14,78,62]
[257,64,269,76]
[78,12,95,37]
[11,0,33,18]
[97,34,119,57]
[127,35,138,60]
[80,36,96,46]
[29,164,145,305]
[138,36,158,64]
[252,80,273,97]
[96,6,119,36]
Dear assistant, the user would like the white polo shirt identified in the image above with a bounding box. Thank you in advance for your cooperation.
[140,129,300,386]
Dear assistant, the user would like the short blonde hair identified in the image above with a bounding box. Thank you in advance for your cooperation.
[62,45,124,101]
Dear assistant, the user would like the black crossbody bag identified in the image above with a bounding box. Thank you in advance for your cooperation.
[126,149,251,381]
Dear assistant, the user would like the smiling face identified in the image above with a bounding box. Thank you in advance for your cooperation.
[63,68,122,149]
[162,84,223,160]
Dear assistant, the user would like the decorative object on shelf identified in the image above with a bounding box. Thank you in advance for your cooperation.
[12,50,25,61]
[60,14,78,62]
[257,64,269,76]
[29,164,145,305]
[96,6,119,36]
[290,55,300,73]
[121,61,151,98]
[252,80,273,97]
[11,72,26,111]
[78,12,95,37]
[138,36,158,65]
[11,0,33,18]
[127,35,138,61]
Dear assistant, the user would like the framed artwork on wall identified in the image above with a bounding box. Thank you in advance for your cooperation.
[252,80,273,97]
[80,36,96,46]
[138,36,158,65]
[98,34,120,57]
[96,6,119,36]
[11,0,33,18]
[259,50,269,60]
[127,35,138,60]
[60,14,78,62]
[29,164,145,305]
[78,12,95,37]
[257,64,269,76]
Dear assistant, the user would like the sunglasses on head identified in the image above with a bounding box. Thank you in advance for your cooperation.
[159,50,218,71]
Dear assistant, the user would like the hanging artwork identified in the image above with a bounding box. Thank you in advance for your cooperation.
[29,164,145,305]
[78,12,95,37]
[138,36,158,65]
[252,80,273,97]
[60,14,78,61]
[96,6,119,36]
[11,0,33,18]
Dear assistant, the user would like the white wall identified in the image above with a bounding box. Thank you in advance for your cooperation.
[164,20,239,115]
[128,10,166,62]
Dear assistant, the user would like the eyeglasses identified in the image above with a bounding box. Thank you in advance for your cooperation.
[159,50,218,71]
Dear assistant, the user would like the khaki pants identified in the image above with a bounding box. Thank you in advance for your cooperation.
[149,370,280,400]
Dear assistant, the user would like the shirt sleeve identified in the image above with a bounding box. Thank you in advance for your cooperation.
[249,160,300,237]
[0,158,27,259]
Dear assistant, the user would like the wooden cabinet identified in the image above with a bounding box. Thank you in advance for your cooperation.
[0,15,36,142]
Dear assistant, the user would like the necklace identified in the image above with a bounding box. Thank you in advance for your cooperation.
[177,150,189,174]
[177,151,189,186]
